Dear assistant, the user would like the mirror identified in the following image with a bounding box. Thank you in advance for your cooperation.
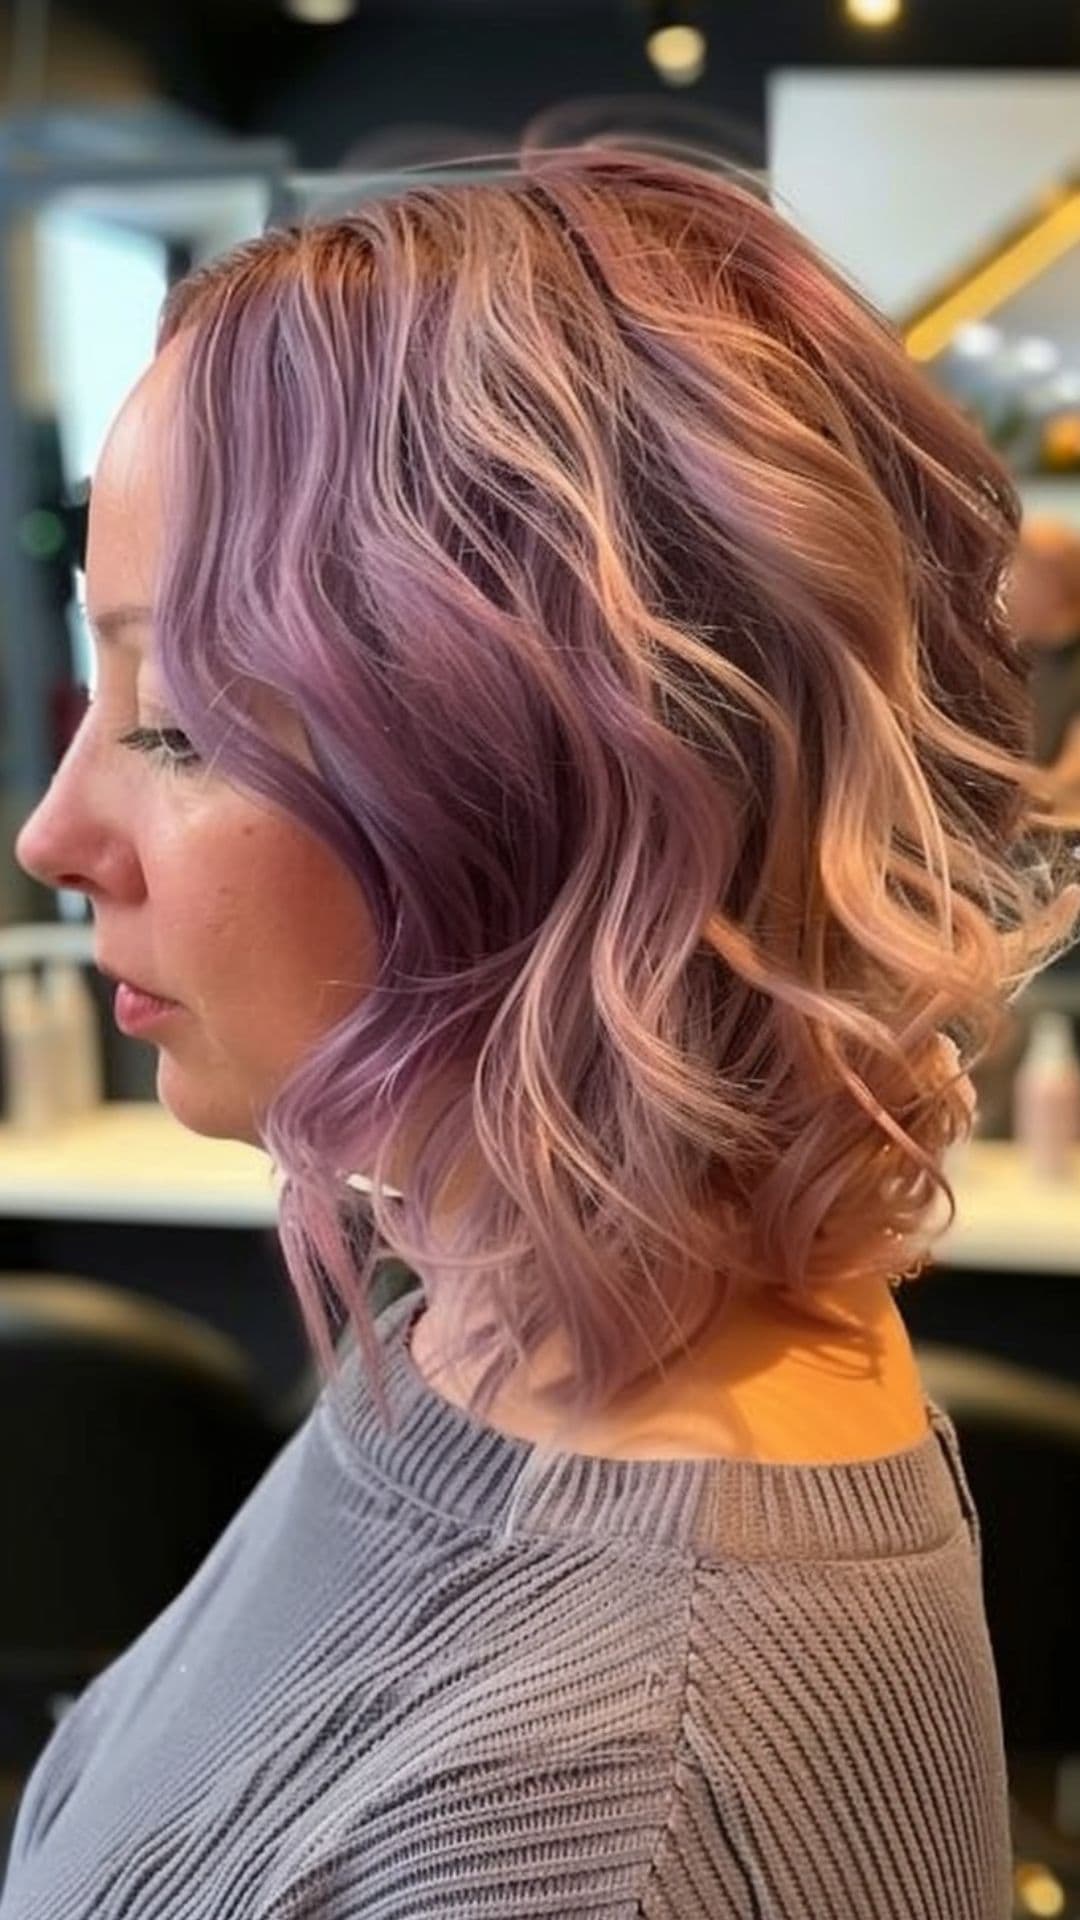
[0,152,289,931]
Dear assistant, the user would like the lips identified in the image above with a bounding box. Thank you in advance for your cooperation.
[97,961,177,1005]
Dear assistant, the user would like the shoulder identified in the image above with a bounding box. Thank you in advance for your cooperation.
[728,1286,932,1466]
[256,1548,1011,1920]
[657,1545,1012,1918]
[607,1285,933,1466]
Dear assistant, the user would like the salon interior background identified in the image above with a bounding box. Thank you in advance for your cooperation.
[4,12,1080,1897]
[5,0,1080,1153]
[3,0,1080,173]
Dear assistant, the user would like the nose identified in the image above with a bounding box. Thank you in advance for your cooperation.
[14,740,141,906]
[15,777,94,900]
[14,788,80,895]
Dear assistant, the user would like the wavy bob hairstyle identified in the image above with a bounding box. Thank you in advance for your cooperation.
[151,141,1080,1431]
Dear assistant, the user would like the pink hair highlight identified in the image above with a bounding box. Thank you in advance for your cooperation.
[150,143,1080,1431]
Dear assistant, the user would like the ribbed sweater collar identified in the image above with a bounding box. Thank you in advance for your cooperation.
[323,1285,974,1562]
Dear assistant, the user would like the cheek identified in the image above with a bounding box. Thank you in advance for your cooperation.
[144,787,377,1120]
[194,820,376,1053]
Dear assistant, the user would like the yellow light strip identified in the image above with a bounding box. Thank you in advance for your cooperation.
[904,187,1080,362]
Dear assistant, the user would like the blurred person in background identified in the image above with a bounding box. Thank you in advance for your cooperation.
[6,143,1076,1920]
[1007,514,1080,790]
[969,515,1080,1134]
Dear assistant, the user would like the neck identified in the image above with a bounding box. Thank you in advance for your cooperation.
[407,1271,925,1463]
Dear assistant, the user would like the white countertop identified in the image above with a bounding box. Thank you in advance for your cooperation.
[0,1101,280,1227]
[1,1103,1079,1266]
[933,1138,1080,1271]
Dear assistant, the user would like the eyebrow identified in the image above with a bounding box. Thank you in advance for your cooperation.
[83,604,154,645]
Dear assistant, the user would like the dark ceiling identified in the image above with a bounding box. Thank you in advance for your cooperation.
[23,0,1080,166]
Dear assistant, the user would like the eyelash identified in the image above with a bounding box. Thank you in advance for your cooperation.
[117,726,201,771]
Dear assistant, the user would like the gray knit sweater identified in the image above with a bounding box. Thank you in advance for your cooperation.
[0,1284,1012,1918]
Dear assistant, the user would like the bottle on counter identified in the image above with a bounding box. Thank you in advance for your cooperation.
[42,959,104,1118]
[1011,1008,1080,1179]
[0,967,63,1132]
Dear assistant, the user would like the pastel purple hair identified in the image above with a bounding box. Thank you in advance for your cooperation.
[151,142,1080,1431]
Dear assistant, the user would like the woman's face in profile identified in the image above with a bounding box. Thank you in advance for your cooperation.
[14,336,377,1147]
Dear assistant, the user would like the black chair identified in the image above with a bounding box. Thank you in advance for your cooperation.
[916,1344,1080,1909]
[0,1274,295,1781]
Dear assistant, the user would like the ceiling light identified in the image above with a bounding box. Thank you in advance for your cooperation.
[644,4,707,87]
[283,0,356,22]
[647,25,707,85]
[845,0,902,23]
[1014,336,1061,376]
[951,321,1002,359]
[1048,371,1080,403]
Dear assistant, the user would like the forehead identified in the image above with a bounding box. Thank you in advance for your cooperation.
[82,603,154,658]
[93,343,183,504]
[85,341,188,613]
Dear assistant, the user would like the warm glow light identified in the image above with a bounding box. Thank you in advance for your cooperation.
[283,0,356,20]
[1015,1860,1066,1918]
[1040,414,1080,468]
[646,24,707,86]
[845,0,902,24]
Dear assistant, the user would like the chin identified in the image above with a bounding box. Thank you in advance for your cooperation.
[155,1053,265,1149]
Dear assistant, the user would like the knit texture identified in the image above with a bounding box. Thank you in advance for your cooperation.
[0,1283,1012,1918]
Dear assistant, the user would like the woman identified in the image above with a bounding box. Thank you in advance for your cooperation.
[4,142,1076,1919]
[970,515,1080,1134]
[1007,512,1080,779]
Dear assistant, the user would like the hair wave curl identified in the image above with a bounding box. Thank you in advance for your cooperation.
[153,142,1080,1432]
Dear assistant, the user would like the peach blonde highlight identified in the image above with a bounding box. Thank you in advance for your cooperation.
[149,144,1080,1429]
